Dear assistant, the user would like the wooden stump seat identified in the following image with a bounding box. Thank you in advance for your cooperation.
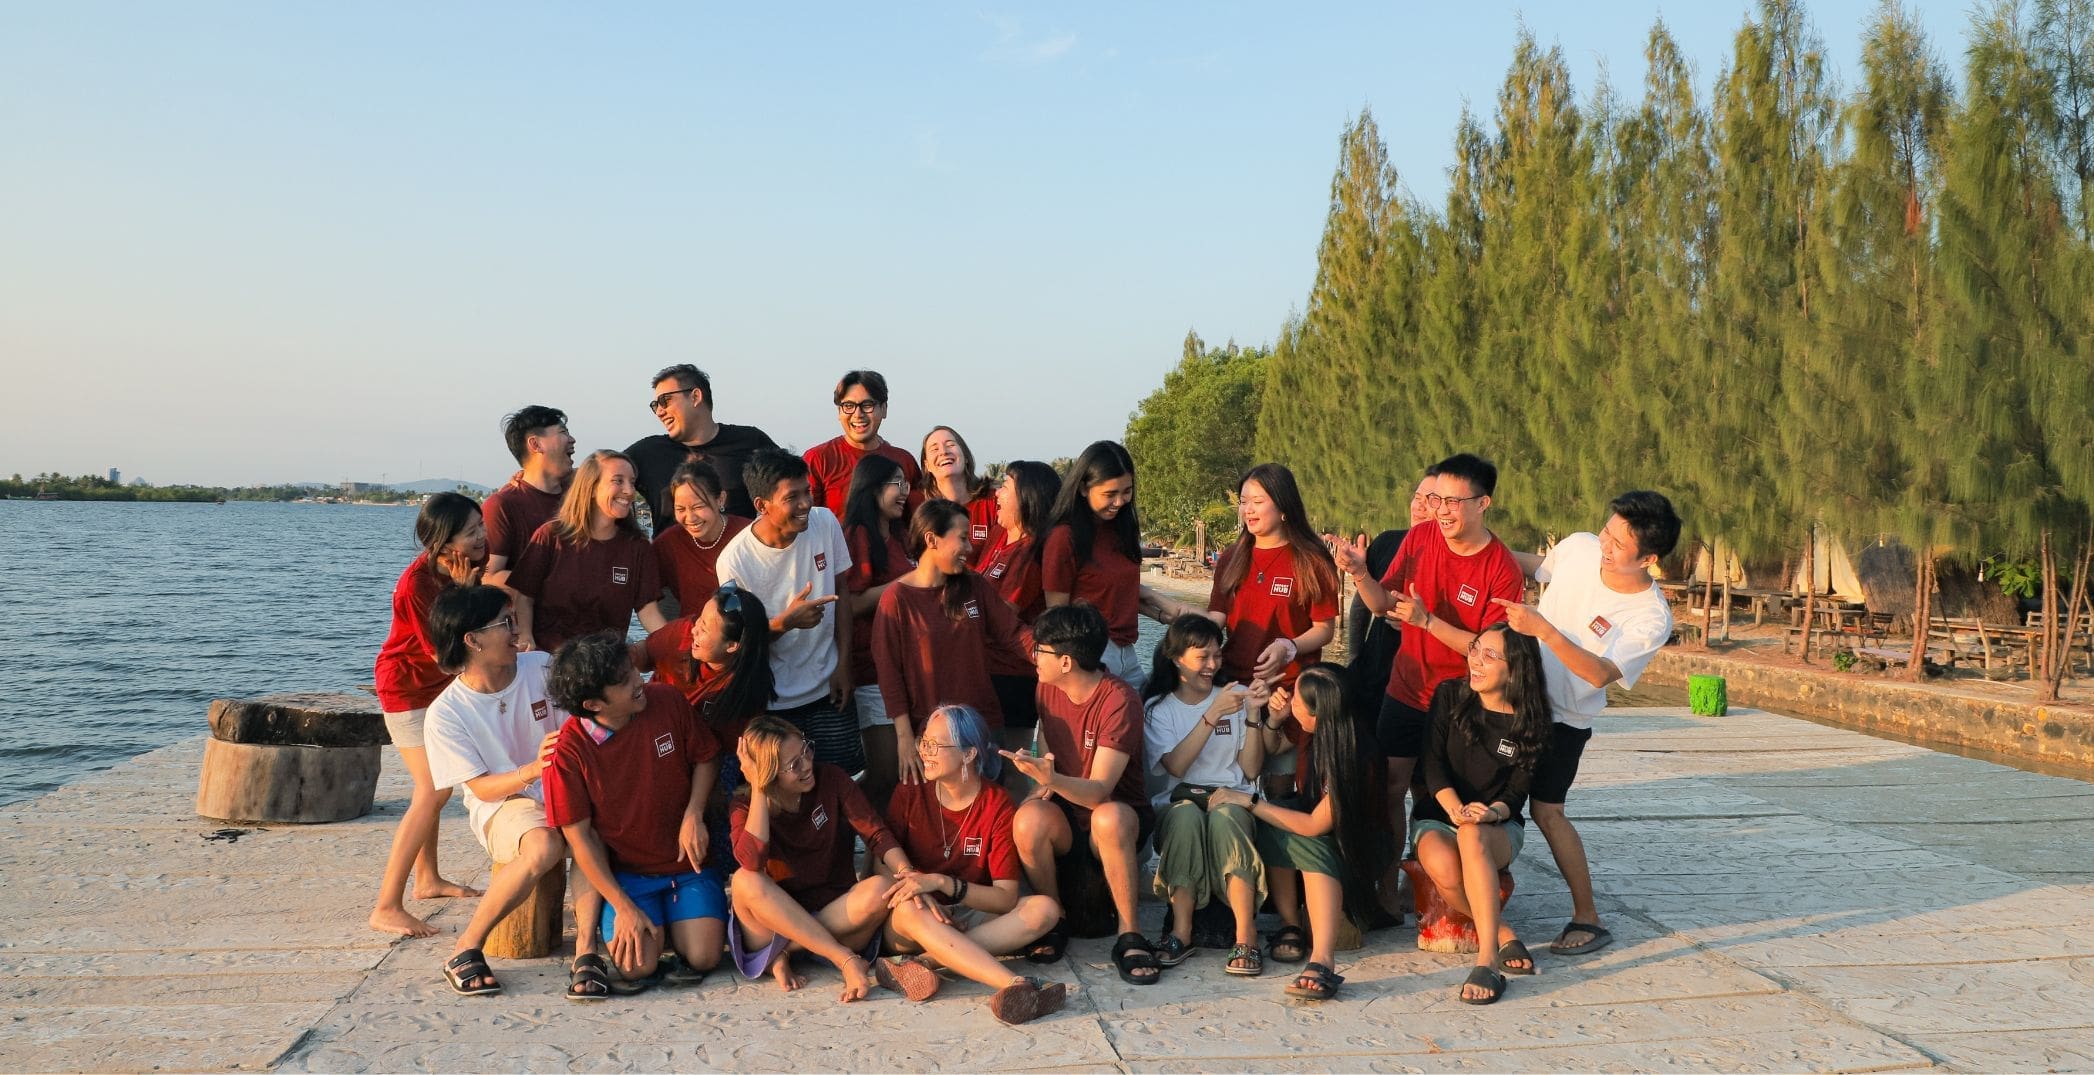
[195,692,386,824]
[484,858,567,959]
[1398,858,1516,954]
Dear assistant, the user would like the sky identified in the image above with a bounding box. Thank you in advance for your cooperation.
[1,1,1979,488]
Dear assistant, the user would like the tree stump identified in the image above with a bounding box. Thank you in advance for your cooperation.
[195,692,388,824]
[484,859,567,959]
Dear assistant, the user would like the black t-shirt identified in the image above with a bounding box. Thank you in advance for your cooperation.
[1414,679,1536,826]
[1344,527,1407,713]
[627,424,779,534]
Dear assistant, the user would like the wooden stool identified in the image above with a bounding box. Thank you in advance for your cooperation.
[484,858,567,959]
[1399,859,1515,954]
[196,692,386,824]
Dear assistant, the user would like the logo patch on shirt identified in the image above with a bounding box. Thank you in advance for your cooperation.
[654,732,675,758]
[611,566,630,586]
[1589,615,1613,638]
[971,524,989,543]
[810,804,829,831]
[1213,718,1232,736]
[1457,583,1480,607]
[986,561,1006,579]
[1270,575,1293,597]
[530,699,550,722]
[962,836,984,857]
[814,552,827,571]
[1497,738,1516,758]
[1083,727,1097,752]
[963,600,980,619]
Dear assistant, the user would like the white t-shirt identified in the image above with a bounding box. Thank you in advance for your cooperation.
[1142,686,1258,810]
[1534,532,1673,729]
[715,508,853,710]
[424,651,572,843]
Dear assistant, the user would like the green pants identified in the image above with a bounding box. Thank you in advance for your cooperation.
[1152,799,1266,906]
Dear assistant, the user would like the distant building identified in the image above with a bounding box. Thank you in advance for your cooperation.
[340,481,385,495]
[108,468,120,484]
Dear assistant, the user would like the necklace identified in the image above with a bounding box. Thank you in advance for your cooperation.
[933,778,981,860]
[691,524,725,551]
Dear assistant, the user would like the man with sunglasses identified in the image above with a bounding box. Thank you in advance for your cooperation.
[1329,453,1524,886]
[629,364,779,532]
[802,370,921,519]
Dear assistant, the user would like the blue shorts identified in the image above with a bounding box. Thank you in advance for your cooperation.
[600,867,727,943]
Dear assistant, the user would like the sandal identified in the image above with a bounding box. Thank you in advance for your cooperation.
[443,948,501,997]
[1026,917,1069,965]
[1224,943,1263,977]
[1496,937,1536,976]
[566,953,613,1001]
[989,976,1069,1026]
[1111,931,1161,985]
[1282,960,1343,1000]
[662,954,710,987]
[873,955,942,1002]
[1549,921,1613,956]
[1459,964,1508,1005]
[1154,934,1196,967]
[1265,923,1307,964]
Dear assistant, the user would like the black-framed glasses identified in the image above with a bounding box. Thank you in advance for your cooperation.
[473,614,515,635]
[650,387,697,414]
[1424,492,1485,510]
[914,738,960,755]
[836,399,882,415]
[1033,644,1064,659]
[715,579,744,617]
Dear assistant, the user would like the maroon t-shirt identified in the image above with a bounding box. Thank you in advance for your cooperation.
[884,781,1021,891]
[508,522,662,653]
[654,515,750,613]
[731,763,899,910]
[644,617,757,741]
[975,531,1044,677]
[543,683,721,875]
[803,437,922,520]
[872,574,1033,731]
[1379,526,1525,709]
[1034,674,1146,808]
[1207,543,1342,685]
[963,495,1001,556]
[482,477,563,568]
[843,524,913,685]
[373,554,453,712]
[1041,525,1142,646]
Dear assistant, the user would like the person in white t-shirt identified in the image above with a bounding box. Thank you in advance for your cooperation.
[422,585,599,997]
[1495,491,1680,958]
[714,449,861,773]
[1141,616,1267,976]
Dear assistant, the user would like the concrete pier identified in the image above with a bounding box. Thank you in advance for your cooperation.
[2,705,2090,1072]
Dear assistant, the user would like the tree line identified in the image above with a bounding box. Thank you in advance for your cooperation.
[1127,0,2094,696]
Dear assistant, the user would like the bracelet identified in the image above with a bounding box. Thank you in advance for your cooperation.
[954,878,969,903]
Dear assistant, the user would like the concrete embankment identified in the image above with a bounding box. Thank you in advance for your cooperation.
[1642,645,2094,776]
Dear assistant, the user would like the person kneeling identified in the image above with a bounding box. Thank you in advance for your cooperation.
[880,704,1065,1024]
[545,633,727,998]
[1413,623,1551,1005]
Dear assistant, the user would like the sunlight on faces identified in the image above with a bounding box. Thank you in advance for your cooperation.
[673,482,728,541]
[1427,472,1486,536]
[878,474,909,520]
[995,473,1023,532]
[913,711,973,783]
[447,514,489,563]
[467,604,521,661]
[837,386,885,446]
[1033,643,1074,687]
[587,662,648,722]
[651,377,706,441]
[924,515,973,573]
[1239,479,1278,537]
[756,477,813,537]
[922,428,966,481]
[777,736,817,793]
[1175,642,1220,693]
[1087,474,1134,521]
[690,599,739,667]
[529,423,577,480]
[1599,514,1655,574]
[1408,478,1434,528]
[1289,685,1315,733]
[1466,631,1510,693]
[594,459,639,523]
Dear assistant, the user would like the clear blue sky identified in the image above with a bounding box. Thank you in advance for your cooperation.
[2,1,1975,487]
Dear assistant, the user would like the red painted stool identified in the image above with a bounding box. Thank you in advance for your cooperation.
[1398,858,1515,953]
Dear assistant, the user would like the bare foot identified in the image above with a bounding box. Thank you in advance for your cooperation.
[839,955,875,1003]
[370,906,437,938]
[771,955,806,992]
[413,878,483,900]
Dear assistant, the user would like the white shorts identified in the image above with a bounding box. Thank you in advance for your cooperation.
[382,708,428,751]
[853,684,892,729]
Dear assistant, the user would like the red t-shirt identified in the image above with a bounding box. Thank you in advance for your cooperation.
[964,495,1001,556]
[803,437,922,519]
[373,555,454,712]
[482,476,563,568]
[730,763,900,910]
[883,781,1021,890]
[975,531,1044,677]
[844,524,913,685]
[642,618,759,741]
[1041,525,1142,646]
[1207,543,1341,685]
[1379,526,1525,709]
[543,683,721,875]
[872,574,1033,731]
[653,515,750,613]
[1034,674,1146,808]
[508,522,663,654]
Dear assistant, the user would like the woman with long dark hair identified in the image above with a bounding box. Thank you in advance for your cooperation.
[509,448,667,653]
[839,453,914,803]
[635,581,776,865]
[1041,440,1169,692]
[1204,464,1340,687]
[976,460,1060,755]
[653,460,750,615]
[1210,664,1382,1001]
[369,492,505,936]
[918,426,999,549]
[1414,622,1551,1004]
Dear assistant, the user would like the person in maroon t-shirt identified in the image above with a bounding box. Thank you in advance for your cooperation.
[544,635,724,994]
[369,493,495,938]
[877,704,1066,1025]
[975,460,1061,756]
[804,369,922,519]
[652,460,751,616]
[1200,464,1342,689]
[838,453,914,806]
[917,425,999,549]
[1042,440,1176,694]
[509,449,668,654]
[1328,453,1525,886]
[483,405,575,584]
[1001,604,1159,985]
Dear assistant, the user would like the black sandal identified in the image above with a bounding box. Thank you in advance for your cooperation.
[1111,931,1161,985]
[1459,964,1507,1005]
[1496,937,1536,976]
[1265,923,1308,964]
[1026,917,1069,965]
[1283,960,1343,1000]
[1154,934,1195,967]
[443,948,500,996]
[566,953,613,1001]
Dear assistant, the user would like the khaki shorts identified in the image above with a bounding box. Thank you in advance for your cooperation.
[887,902,992,954]
[481,797,550,864]
[382,708,427,751]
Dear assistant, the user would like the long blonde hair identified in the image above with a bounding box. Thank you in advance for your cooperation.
[554,449,643,545]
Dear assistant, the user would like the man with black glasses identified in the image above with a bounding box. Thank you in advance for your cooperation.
[629,364,778,531]
[803,369,920,518]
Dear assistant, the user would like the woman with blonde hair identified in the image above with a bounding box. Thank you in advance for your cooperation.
[510,449,668,654]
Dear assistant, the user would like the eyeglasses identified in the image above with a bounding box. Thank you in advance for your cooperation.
[885,478,908,490]
[914,738,960,755]
[836,399,882,416]
[473,614,515,635]
[1424,492,1485,511]
[781,748,815,774]
[715,579,744,617]
[1033,644,1065,659]
[649,387,697,414]
[1467,640,1506,662]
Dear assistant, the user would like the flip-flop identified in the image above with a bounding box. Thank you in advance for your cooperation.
[1549,922,1613,956]
[1265,923,1308,964]
[1496,937,1537,975]
[1224,942,1263,977]
[444,948,501,997]
[1458,964,1507,1005]
[1154,934,1196,967]
[565,953,613,1001]
[1111,932,1161,985]
[989,976,1068,1025]
[1282,960,1343,1000]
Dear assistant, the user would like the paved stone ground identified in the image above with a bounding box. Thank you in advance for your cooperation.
[3,706,2092,1073]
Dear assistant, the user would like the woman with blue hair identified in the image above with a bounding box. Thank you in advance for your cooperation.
[877,704,1066,1023]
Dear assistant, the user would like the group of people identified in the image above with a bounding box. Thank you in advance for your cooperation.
[368,363,1682,1014]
